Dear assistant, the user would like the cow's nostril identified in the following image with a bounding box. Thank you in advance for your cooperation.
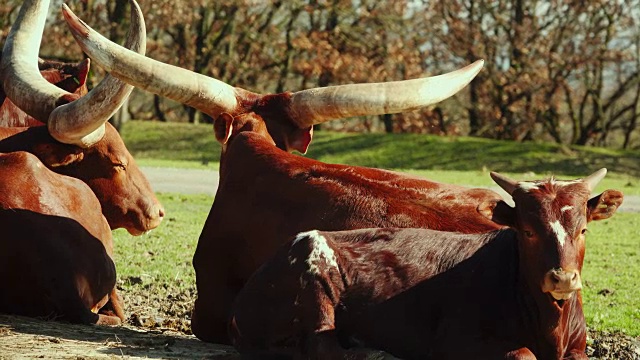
[158,207,165,218]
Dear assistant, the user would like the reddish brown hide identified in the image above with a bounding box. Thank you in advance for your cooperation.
[230,172,623,359]
[0,58,89,127]
[191,114,505,344]
[0,0,163,235]
[0,151,124,325]
[0,124,163,235]
[58,7,496,344]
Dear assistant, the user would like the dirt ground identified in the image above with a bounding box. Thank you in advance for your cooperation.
[1,282,639,360]
[0,314,237,359]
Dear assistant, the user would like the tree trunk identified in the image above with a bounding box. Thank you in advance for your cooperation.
[153,95,167,122]
[382,114,393,133]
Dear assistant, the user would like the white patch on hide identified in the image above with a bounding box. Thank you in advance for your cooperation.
[561,205,573,213]
[549,220,568,247]
[518,182,540,192]
[291,230,338,275]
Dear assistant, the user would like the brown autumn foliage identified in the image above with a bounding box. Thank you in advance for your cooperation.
[1,0,638,148]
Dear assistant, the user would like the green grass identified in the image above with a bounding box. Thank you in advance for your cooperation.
[118,120,640,336]
[582,213,640,335]
[113,193,211,291]
[121,121,220,168]
[121,121,640,195]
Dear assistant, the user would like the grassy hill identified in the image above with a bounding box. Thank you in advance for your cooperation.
[120,120,640,193]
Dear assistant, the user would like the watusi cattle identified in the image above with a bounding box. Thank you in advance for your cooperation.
[63,7,505,344]
[0,0,164,235]
[0,151,123,325]
[230,169,623,360]
[0,57,90,127]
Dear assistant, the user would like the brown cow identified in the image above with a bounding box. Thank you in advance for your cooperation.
[229,169,623,360]
[0,57,89,127]
[0,0,164,235]
[63,7,505,344]
[0,151,123,325]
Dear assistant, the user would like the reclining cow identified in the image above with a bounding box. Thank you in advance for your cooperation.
[63,8,508,343]
[0,151,123,325]
[0,0,163,235]
[229,169,623,359]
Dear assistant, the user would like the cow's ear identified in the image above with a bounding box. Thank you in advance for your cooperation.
[33,143,84,167]
[587,189,623,221]
[76,58,90,87]
[477,199,499,219]
[214,113,234,145]
[288,126,313,154]
[481,200,516,227]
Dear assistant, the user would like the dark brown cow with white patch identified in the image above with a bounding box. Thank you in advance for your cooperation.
[63,7,508,344]
[0,57,89,127]
[0,151,123,325]
[0,0,164,235]
[230,169,623,360]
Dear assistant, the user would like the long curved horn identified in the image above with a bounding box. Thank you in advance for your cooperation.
[0,0,146,147]
[287,60,485,128]
[62,6,483,128]
[51,0,147,147]
[62,5,243,118]
[490,172,518,196]
[583,168,607,192]
[0,0,63,122]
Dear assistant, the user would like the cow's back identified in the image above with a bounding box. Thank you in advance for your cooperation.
[0,95,45,127]
[230,228,516,357]
[202,132,502,278]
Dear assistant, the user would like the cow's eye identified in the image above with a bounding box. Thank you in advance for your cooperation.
[114,163,127,171]
[524,230,533,238]
[581,228,588,235]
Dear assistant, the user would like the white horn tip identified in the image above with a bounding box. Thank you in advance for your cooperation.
[467,59,485,77]
[583,168,607,192]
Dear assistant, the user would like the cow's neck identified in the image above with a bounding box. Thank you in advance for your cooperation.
[515,262,580,359]
[220,132,304,179]
[0,126,46,153]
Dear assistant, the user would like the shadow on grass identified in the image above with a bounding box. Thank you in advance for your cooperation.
[307,133,640,177]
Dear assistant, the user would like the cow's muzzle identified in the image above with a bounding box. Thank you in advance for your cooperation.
[542,268,582,300]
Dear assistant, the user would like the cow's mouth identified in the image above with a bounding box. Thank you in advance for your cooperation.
[548,292,572,309]
[550,290,574,301]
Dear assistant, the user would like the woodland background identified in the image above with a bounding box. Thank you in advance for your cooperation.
[1,0,639,148]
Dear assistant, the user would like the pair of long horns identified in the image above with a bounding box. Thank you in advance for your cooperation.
[0,0,145,147]
[491,168,608,195]
[62,4,484,128]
